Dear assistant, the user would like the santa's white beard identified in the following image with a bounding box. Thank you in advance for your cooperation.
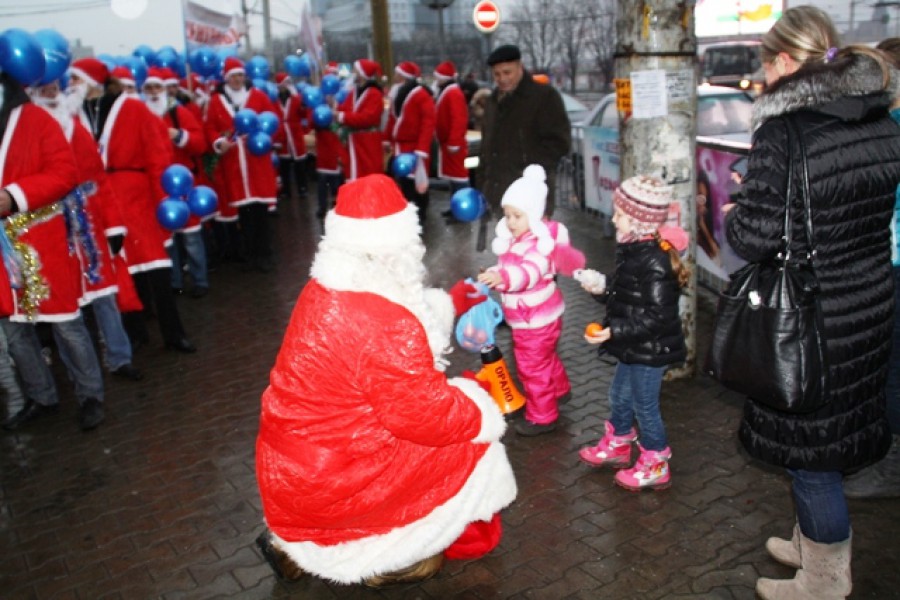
[310,239,454,369]
[64,83,87,115]
[145,94,168,116]
[33,94,73,131]
[224,86,248,108]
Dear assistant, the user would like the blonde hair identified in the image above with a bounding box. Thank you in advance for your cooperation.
[762,5,892,87]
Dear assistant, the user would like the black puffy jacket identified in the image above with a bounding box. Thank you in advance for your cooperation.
[599,240,686,368]
[725,52,900,472]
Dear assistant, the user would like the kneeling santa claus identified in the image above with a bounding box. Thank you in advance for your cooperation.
[255,174,517,587]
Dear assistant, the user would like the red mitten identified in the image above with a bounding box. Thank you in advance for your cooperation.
[449,279,487,317]
[461,369,491,393]
[444,514,503,560]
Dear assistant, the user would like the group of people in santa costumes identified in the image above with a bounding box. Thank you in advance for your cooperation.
[255,173,516,586]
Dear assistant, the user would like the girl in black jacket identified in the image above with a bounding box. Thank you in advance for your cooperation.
[578,175,689,492]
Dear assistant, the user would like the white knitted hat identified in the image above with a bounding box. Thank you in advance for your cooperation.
[492,165,553,256]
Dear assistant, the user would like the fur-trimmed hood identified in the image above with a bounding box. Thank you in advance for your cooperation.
[752,52,900,131]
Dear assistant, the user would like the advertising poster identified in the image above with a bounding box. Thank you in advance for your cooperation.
[696,144,749,279]
[582,126,620,215]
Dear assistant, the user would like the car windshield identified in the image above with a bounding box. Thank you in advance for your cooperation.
[562,93,587,113]
[697,93,753,137]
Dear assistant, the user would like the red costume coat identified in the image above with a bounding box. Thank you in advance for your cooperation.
[0,104,80,320]
[434,82,469,182]
[256,279,515,581]
[163,104,210,232]
[100,94,175,274]
[337,84,384,180]
[205,88,279,215]
[275,92,308,160]
[313,128,347,174]
[386,84,436,173]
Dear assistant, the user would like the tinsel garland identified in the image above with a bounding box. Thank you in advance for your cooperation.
[4,203,60,318]
[62,183,101,285]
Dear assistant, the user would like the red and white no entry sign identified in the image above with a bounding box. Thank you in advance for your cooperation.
[473,0,501,34]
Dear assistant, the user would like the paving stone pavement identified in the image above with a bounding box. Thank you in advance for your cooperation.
[1,189,897,599]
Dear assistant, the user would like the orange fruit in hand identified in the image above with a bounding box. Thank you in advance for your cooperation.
[585,323,604,337]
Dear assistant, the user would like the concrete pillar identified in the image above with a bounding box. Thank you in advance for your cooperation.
[371,0,394,78]
[615,0,698,377]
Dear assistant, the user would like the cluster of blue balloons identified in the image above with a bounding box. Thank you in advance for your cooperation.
[450,188,487,222]
[0,27,72,87]
[284,54,312,79]
[157,165,218,231]
[233,109,279,156]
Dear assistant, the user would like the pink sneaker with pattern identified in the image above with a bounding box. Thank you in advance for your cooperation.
[615,444,672,491]
[578,421,637,468]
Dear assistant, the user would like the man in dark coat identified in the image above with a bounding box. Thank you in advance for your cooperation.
[476,45,571,217]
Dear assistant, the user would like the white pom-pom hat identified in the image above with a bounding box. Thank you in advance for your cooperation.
[492,165,553,256]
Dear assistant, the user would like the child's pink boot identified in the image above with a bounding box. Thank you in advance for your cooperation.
[615,444,672,491]
[578,420,637,468]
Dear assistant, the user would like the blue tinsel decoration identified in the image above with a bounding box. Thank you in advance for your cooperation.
[62,182,101,285]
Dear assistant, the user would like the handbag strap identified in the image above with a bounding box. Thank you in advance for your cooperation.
[783,116,818,270]
[779,120,796,262]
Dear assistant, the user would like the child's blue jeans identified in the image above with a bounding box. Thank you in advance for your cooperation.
[609,361,668,450]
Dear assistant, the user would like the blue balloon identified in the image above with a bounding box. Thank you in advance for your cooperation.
[321,74,340,96]
[161,164,194,198]
[97,53,117,72]
[312,104,333,128]
[187,185,218,218]
[124,56,148,88]
[257,111,279,136]
[233,109,259,135]
[335,87,349,104]
[251,77,268,90]
[156,197,190,231]
[284,55,304,78]
[191,46,218,77]
[450,187,486,222]
[265,81,278,103]
[155,48,180,71]
[34,29,70,85]
[302,86,323,108]
[132,44,155,64]
[392,153,418,178]
[247,131,273,156]
[0,28,46,86]
[247,55,270,80]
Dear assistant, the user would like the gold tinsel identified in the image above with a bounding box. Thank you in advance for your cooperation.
[4,203,60,319]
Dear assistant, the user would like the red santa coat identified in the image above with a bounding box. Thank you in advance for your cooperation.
[66,119,127,304]
[434,82,469,182]
[163,104,210,232]
[0,104,80,320]
[337,84,384,180]
[313,127,347,174]
[386,84,436,173]
[275,91,308,160]
[100,94,175,274]
[205,87,279,214]
[256,278,515,582]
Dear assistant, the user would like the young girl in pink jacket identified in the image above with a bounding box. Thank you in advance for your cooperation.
[478,165,571,436]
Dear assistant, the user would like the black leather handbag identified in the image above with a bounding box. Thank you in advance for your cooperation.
[705,117,829,414]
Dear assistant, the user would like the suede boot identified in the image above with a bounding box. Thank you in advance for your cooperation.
[765,523,801,569]
[756,531,851,600]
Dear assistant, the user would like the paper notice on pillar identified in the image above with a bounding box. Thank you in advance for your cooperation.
[630,70,668,119]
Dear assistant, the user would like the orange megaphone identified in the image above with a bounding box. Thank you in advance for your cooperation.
[475,345,526,414]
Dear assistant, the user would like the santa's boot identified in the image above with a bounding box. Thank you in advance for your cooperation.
[364,554,444,588]
[578,420,637,468]
[765,523,802,569]
[756,531,852,600]
[256,530,305,582]
[614,444,671,491]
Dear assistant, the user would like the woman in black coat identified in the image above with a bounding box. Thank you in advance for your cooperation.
[723,7,900,599]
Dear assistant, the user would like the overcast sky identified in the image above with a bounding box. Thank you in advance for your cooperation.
[0,0,302,57]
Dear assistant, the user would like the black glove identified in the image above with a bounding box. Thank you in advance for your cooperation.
[107,234,124,256]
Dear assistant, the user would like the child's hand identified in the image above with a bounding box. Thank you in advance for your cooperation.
[477,271,502,289]
[574,269,606,295]
[584,328,611,345]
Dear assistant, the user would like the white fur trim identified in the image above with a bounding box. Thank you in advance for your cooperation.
[323,202,421,250]
[448,377,507,442]
[5,182,26,213]
[423,288,454,356]
[273,441,517,583]
[69,66,100,89]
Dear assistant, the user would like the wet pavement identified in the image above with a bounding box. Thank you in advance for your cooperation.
[1,188,897,599]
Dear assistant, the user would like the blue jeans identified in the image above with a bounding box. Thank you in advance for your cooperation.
[169,230,209,289]
[1,318,58,406]
[788,469,850,543]
[887,266,900,434]
[90,294,132,370]
[608,362,668,450]
[0,325,24,406]
[51,317,105,403]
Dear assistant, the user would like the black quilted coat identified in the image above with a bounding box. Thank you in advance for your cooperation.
[599,240,686,368]
[725,53,900,472]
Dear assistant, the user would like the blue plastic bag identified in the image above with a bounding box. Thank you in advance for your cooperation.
[455,281,504,353]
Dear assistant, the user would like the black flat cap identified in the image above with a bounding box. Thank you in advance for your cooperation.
[487,44,521,66]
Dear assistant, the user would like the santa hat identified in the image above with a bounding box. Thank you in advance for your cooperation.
[324,174,421,250]
[354,59,381,80]
[395,61,420,80]
[223,56,245,78]
[110,65,135,88]
[69,57,109,89]
[614,175,673,229]
[179,73,203,94]
[274,71,291,86]
[492,165,553,256]
[433,61,457,81]
[325,61,339,75]
[160,67,179,86]
[143,67,166,87]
